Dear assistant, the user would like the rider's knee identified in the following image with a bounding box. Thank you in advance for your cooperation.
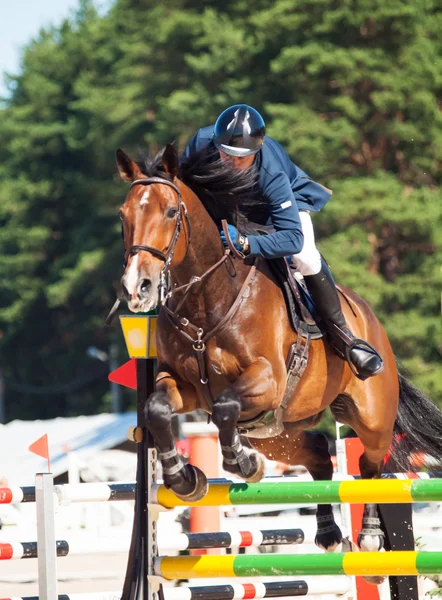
[291,247,322,276]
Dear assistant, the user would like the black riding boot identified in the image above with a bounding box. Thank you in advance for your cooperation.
[303,258,383,380]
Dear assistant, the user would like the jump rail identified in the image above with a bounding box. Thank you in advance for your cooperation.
[0,483,136,505]
[154,478,442,507]
[0,528,304,559]
[0,576,352,599]
[2,474,441,506]
[154,550,442,579]
[0,539,132,560]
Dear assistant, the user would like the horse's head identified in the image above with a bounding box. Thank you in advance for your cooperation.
[116,145,190,313]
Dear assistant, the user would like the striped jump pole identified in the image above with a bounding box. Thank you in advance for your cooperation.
[0,486,36,504]
[0,483,136,505]
[154,478,442,507]
[160,528,304,551]
[154,550,442,579]
[0,529,303,559]
[0,579,351,600]
[0,595,121,600]
[0,538,130,560]
[2,474,441,505]
[0,541,68,560]
[162,578,351,599]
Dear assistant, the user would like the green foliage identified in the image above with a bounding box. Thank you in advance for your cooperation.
[0,0,440,421]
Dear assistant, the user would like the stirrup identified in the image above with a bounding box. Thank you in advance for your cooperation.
[325,322,383,381]
[344,338,384,381]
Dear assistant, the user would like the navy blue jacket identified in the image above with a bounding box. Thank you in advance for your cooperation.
[181,125,332,259]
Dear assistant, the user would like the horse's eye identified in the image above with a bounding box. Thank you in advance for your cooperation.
[118,212,124,221]
[166,207,178,219]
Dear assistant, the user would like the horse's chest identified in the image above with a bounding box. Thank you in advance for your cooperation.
[178,344,240,392]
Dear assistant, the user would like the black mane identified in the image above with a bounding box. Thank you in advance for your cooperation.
[135,148,173,181]
[179,145,266,229]
[135,145,267,229]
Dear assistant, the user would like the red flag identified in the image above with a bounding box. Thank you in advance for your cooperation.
[108,358,137,389]
[28,434,50,472]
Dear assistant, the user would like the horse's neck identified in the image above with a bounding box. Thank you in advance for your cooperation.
[170,189,245,321]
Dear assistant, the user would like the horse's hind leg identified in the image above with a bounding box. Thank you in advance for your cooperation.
[358,450,386,553]
[251,426,343,552]
[352,434,391,585]
[293,430,344,552]
[342,398,395,554]
[350,425,394,585]
[330,377,398,584]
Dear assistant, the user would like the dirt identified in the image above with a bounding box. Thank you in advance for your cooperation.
[0,552,128,596]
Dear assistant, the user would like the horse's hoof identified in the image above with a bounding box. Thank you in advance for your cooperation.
[358,517,385,552]
[171,465,208,503]
[364,576,386,585]
[315,522,343,552]
[243,449,265,483]
[358,532,384,552]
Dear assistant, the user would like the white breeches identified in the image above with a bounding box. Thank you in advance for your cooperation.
[290,211,322,276]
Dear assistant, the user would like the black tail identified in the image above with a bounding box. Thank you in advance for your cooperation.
[386,371,442,472]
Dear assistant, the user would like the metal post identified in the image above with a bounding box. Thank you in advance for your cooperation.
[36,472,58,600]
[335,437,352,537]
[147,424,159,600]
[121,358,157,600]
[336,437,358,600]
[109,342,121,413]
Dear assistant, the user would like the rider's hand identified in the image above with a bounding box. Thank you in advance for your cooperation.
[220,224,250,254]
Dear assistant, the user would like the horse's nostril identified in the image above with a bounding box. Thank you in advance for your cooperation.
[139,279,152,298]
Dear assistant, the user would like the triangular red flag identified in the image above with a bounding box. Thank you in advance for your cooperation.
[108,358,137,390]
[29,434,51,472]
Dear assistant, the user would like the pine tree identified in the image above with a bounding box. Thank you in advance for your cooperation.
[0,0,440,420]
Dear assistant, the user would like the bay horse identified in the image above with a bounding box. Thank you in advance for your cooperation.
[115,144,442,576]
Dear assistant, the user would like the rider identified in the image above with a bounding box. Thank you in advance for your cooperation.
[181,104,383,380]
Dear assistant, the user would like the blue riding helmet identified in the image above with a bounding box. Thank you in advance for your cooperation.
[213,104,266,157]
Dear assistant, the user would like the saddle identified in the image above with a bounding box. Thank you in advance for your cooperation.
[240,221,323,340]
[266,256,323,339]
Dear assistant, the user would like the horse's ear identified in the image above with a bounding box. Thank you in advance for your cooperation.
[116,148,142,182]
[162,144,179,178]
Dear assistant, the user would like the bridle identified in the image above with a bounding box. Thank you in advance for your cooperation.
[106,176,191,325]
[123,176,192,304]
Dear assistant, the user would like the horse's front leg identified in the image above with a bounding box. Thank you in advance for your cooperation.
[211,357,277,483]
[144,372,208,502]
